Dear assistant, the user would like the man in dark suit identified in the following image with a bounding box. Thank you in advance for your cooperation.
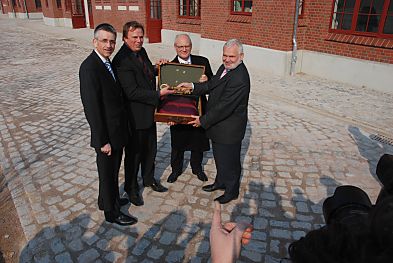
[167,34,213,184]
[178,39,250,204]
[112,21,173,206]
[79,23,137,225]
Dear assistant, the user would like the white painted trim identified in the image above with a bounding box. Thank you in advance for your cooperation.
[118,6,127,11]
[129,6,139,11]
[103,5,111,10]
[95,5,102,10]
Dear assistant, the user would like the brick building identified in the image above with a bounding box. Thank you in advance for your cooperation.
[1,0,43,19]
[2,0,392,92]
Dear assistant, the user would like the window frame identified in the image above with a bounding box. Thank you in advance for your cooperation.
[231,0,252,16]
[298,0,305,19]
[178,0,201,19]
[329,0,393,39]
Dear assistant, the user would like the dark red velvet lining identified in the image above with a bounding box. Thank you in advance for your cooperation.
[158,96,198,115]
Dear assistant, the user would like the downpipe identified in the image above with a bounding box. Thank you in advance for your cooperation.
[290,0,300,76]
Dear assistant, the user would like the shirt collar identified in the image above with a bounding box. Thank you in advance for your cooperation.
[94,49,109,63]
[177,56,191,64]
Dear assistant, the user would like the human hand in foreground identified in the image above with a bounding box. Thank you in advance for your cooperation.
[210,201,253,263]
[187,115,201,128]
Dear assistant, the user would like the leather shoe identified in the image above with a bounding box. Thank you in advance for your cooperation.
[167,171,181,183]
[106,212,138,226]
[214,194,238,204]
[119,198,129,206]
[129,193,144,206]
[147,180,168,192]
[202,183,224,192]
[195,171,208,182]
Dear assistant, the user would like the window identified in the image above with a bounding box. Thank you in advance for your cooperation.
[232,0,252,14]
[179,0,200,17]
[330,0,393,37]
[56,0,62,8]
[298,0,304,18]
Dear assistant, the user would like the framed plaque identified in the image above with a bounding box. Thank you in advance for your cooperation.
[155,63,205,124]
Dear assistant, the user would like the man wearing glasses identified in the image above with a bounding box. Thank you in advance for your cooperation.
[79,23,137,225]
[167,34,213,184]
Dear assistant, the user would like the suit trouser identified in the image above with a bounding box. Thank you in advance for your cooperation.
[171,148,203,174]
[212,141,242,198]
[124,125,157,194]
[96,148,123,220]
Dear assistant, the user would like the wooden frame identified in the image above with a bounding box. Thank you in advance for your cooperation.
[155,62,205,124]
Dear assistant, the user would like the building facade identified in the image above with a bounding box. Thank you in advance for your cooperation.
[1,0,392,92]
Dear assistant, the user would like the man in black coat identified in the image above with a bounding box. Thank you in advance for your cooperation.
[167,34,213,184]
[179,39,250,204]
[79,23,137,225]
[112,21,173,206]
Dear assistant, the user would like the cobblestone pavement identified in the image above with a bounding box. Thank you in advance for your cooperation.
[1,16,393,263]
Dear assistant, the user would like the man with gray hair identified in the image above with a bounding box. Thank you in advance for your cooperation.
[167,34,213,184]
[178,39,250,204]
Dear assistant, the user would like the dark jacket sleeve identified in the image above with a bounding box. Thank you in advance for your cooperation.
[79,66,108,148]
[114,50,160,106]
[198,74,249,130]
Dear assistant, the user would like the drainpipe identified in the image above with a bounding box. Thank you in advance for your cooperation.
[290,0,300,76]
[23,0,29,19]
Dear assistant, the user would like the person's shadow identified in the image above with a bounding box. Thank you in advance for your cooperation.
[348,125,393,182]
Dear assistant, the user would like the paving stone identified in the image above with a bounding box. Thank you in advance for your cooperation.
[1,17,391,263]
[77,248,100,263]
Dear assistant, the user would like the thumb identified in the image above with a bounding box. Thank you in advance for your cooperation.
[233,222,250,244]
[211,201,222,229]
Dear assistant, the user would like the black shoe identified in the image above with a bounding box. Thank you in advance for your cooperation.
[214,194,238,204]
[195,171,208,182]
[202,183,224,192]
[119,198,129,206]
[147,180,168,192]
[129,193,144,206]
[167,171,181,183]
[106,212,138,226]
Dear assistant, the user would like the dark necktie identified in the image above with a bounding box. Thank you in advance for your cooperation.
[104,60,116,80]
[136,53,153,80]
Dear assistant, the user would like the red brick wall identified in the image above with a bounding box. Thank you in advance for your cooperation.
[162,0,392,64]
[299,1,393,64]
[1,0,41,14]
[42,0,65,18]
[161,0,201,34]
[92,0,146,33]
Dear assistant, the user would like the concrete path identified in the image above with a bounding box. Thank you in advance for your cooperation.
[1,15,393,263]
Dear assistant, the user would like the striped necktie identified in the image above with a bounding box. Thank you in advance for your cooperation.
[220,68,228,79]
[104,60,116,80]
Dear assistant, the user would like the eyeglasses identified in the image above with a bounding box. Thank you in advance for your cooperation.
[175,45,191,49]
[97,39,116,45]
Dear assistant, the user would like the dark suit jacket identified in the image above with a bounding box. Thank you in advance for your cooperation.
[112,44,160,130]
[79,51,128,150]
[170,55,213,151]
[193,62,250,144]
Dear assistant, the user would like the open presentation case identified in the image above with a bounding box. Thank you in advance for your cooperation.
[154,62,205,124]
